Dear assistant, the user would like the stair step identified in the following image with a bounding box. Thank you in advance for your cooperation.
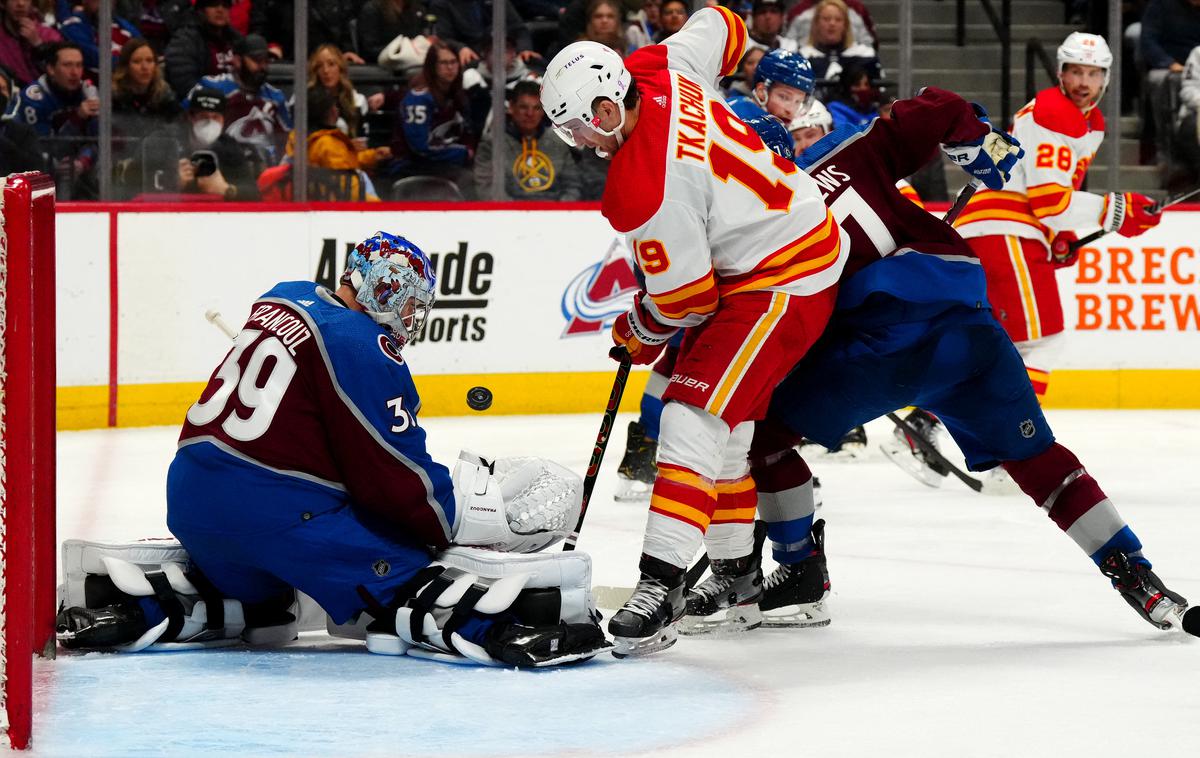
[875,22,1079,44]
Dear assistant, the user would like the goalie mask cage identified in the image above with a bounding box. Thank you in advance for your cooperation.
[0,172,57,751]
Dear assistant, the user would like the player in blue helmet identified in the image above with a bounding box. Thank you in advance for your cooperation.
[742,114,795,161]
[727,49,816,124]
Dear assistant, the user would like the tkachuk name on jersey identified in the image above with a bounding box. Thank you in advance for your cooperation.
[669,373,711,392]
[674,74,708,163]
[247,303,313,355]
[809,165,852,199]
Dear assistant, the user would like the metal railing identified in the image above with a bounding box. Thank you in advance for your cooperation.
[1024,39,1056,103]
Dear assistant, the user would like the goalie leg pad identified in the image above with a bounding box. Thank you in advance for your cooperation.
[364,547,609,667]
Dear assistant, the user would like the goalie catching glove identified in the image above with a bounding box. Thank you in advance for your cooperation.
[940,103,1023,191]
[611,291,678,365]
[451,452,583,552]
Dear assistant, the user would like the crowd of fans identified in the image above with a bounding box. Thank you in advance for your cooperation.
[0,0,892,201]
[5,0,1196,202]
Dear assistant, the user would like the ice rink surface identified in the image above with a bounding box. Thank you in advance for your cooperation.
[26,410,1200,756]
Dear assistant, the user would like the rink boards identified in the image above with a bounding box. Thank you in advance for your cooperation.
[52,202,1200,429]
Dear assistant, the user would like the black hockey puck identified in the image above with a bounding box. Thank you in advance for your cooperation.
[1182,606,1200,638]
[466,386,493,411]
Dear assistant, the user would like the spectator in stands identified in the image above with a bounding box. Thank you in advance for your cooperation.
[392,40,474,190]
[1140,0,1200,164]
[579,0,627,55]
[113,37,180,135]
[475,79,581,200]
[1171,42,1200,189]
[655,0,686,42]
[725,46,764,98]
[825,62,880,128]
[625,0,659,51]
[0,0,62,86]
[785,0,875,49]
[748,0,797,52]
[430,0,533,67]
[116,1,191,54]
[0,64,43,173]
[112,37,181,198]
[307,44,385,138]
[799,0,881,89]
[58,0,140,77]
[359,0,431,73]
[176,84,257,199]
[286,87,388,200]
[189,33,291,168]
[5,41,98,197]
[164,0,241,98]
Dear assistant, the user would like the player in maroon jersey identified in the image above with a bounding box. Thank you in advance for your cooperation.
[682,93,1194,640]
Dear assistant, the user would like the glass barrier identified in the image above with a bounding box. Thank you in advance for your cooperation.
[0,1,899,203]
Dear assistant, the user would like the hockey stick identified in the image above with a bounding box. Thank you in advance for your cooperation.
[1067,186,1200,253]
[205,309,239,340]
[886,412,983,492]
[943,179,982,225]
[564,348,633,551]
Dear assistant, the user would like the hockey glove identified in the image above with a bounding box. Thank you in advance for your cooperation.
[612,291,678,365]
[1102,192,1163,237]
[1048,231,1080,268]
[940,104,1024,191]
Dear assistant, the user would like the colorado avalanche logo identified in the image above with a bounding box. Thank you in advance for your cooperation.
[560,238,639,337]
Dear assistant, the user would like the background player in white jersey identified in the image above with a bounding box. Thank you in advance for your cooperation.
[542,7,847,657]
[952,33,1162,402]
[55,232,609,668]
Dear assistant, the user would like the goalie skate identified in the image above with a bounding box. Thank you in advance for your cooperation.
[880,410,949,488]
[615,421,657,503]
[760,519,831,628]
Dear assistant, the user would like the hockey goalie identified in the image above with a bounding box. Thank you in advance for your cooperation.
[55,231,610,668]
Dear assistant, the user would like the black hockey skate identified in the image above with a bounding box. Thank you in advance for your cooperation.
[485,621,613,668]
[760,519,831,628]
[881,408,950,488]
[800,426,867,460]
[615,421,658,502]
[680,521,767,635]
[608,555,686,658]
[1099,550,1190,631]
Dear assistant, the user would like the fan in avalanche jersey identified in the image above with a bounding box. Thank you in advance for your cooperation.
[952,33,1162,401]
[542,6,847,657]
[679,91,1192,642]
[54,232,610,668]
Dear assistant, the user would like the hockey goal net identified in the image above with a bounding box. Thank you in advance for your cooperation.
[0,172,57,750]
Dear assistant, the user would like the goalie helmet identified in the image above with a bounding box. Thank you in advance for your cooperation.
[340,231,436,348]
[753,49,815,113]
[541,41,632,155]
[744,114,795,161]
[1057,32,1112,101]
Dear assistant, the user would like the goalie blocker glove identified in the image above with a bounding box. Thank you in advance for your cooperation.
[940,103,1024,191]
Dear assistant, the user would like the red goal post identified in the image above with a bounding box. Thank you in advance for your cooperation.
[1,172,57,750]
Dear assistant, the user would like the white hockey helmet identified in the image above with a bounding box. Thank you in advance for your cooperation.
[1057,32,1112,99]
[540,41,632,155]
[790,98,833,134]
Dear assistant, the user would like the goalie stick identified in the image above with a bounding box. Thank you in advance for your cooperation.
[564,348,633,551]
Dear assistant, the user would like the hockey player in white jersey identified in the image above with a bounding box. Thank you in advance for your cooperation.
[542,6,847,656]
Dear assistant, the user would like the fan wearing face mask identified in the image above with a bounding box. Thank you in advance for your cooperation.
[176,85,258,199]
